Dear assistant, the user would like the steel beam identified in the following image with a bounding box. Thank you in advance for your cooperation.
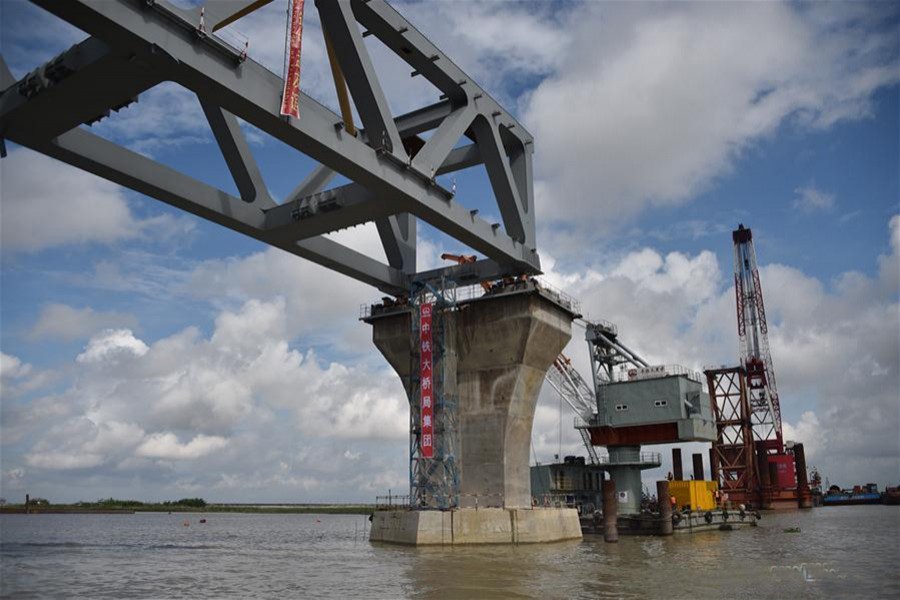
[3,0,543,295]
[0,37,161,142]
[376,213,416,273]
[200,98,274,207]
[14,126,407,294]
[285,164,337,201]
[318,0,407,159]
[263,183,392,242]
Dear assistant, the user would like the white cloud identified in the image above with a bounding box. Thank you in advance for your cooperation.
[30,304,139,342]
[1,352,31,380]
[0,149,139,252]
[136,432,228,460]
[76,329,149,364]
[90,83,210,155]
[0,353,55,402]
[7,297,408,500]
[0,148,194,253]
[524,2,899,230]
[793,185,836,213]
[25,451,105,470]
[185,246,377,353]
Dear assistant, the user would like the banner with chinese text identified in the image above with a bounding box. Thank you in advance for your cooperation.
[420,303,434,459]
[280,0,305,118]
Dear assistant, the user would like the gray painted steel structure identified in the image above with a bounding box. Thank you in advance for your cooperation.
[0,0,540,296]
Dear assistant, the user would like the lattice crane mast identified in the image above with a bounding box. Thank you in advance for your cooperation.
[544,354,600,464]
[733,224,783,447]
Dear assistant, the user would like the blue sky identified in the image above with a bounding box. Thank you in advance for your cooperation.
[1,0,898,503]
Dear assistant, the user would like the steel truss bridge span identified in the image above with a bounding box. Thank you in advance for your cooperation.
[0,0,541,296]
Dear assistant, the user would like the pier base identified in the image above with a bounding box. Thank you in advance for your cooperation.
[369,507,582,545]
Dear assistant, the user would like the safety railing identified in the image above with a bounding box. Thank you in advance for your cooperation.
[531,494,574,509]
[587,318,618,336]
[360,277,582,321]
[375,495,412,510]
[595,451,662,466]
[375,492,584,511]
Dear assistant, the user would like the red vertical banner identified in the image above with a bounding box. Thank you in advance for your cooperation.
[280,0,305,118]
[419,303,434,459]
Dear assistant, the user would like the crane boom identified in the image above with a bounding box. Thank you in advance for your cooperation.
[733,224,782,444]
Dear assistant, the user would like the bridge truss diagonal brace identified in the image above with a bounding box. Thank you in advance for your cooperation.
[200,98,274,208]
[318,0,407,160]
[376,213,416,273]
[4,0,544,294]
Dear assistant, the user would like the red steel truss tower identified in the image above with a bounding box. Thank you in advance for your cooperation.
[706,224,806,509]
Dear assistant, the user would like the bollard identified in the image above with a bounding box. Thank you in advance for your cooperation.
[657,480,673,536]
[672,448,684,481]
[602,478,618,543]
[794,443,813,508]
[692,453,705,481]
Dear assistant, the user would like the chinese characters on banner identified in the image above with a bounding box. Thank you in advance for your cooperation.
[420,303,434,459]
[280,0,305,118]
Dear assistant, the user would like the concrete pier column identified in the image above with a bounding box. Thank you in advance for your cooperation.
[454,292,572,508]
[602,477,618,543]
[794,443,812,509]
[692,453,704,481]
[672,448,684,481]
[656,480,673,536]
[368,286,583,545]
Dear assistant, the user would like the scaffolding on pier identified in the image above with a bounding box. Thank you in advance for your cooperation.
[408,279,460,510]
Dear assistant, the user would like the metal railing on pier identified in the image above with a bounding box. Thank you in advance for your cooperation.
[359,277,581,321]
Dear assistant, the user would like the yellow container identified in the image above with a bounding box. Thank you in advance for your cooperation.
[668,480,718,511]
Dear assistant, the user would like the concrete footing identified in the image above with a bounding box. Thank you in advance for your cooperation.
[369,508,582,545]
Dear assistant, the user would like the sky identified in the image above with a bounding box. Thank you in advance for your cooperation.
[0,0,898,504]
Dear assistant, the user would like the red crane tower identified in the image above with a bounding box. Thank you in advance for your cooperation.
[706,225,811,509]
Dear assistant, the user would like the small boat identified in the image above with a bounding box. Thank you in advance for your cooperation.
[199,518,207,523]
[883,486,900,506]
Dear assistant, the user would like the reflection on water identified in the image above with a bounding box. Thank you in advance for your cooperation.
[2,507,898,598]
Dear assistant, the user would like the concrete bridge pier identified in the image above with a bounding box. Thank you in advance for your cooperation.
[366,284,583,545]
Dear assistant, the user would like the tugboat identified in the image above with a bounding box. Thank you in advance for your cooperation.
[882,485,900,506]
[822,483,882,506]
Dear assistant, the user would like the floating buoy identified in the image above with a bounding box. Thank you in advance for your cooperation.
[183,520,190,527]
[199,518,207,524]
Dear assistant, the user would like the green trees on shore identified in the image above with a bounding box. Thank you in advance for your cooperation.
[78,498,207,508]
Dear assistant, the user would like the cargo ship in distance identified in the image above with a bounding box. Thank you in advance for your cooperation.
[822,483,883,506]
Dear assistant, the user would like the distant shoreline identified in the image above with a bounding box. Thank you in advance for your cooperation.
[0,504,375,516]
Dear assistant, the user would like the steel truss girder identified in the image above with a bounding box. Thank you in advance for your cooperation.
[1,0,540,296]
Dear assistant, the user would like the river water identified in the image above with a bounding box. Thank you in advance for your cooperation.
[2,506,898,599]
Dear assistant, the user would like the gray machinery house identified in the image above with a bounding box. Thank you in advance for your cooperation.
[544,320,716,514]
